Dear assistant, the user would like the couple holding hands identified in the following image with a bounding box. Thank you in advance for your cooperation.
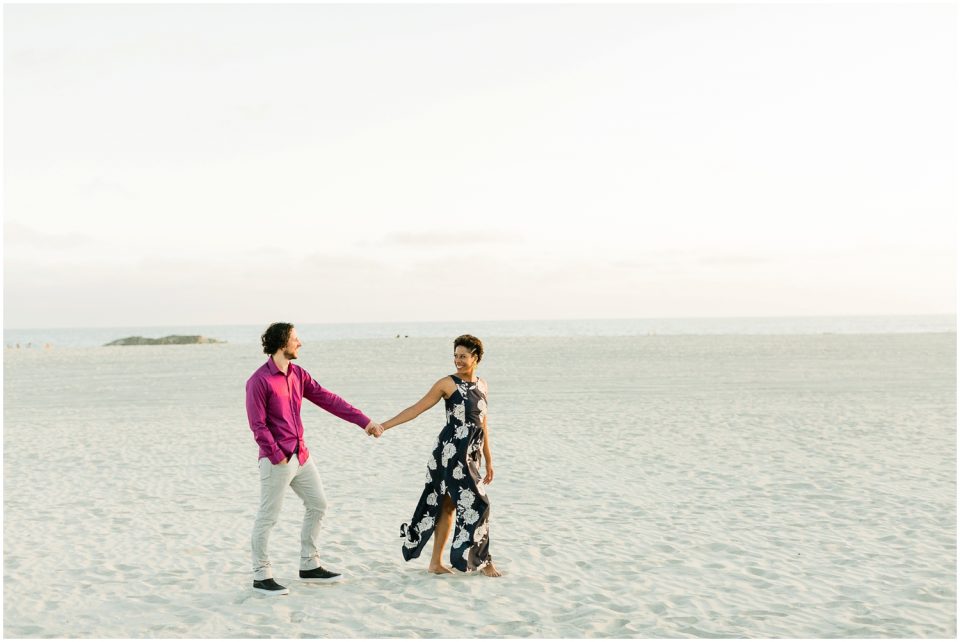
[245,323,500,596]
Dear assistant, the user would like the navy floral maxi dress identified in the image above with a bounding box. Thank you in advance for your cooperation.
[400,375,492,571]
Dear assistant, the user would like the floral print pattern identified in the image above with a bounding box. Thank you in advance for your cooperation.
[441,442,456,467]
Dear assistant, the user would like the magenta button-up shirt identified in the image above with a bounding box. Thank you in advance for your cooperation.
[245,358,371,465]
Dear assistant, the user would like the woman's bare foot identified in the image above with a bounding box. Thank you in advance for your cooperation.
[428,563,454,574]
[480,562,502,577]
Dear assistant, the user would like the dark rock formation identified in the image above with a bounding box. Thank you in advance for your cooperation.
[104,335,224,346]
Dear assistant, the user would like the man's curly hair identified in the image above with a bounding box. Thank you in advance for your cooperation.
[261,322,295,355]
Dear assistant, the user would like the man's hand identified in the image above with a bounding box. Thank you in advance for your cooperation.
[365,421,384,438]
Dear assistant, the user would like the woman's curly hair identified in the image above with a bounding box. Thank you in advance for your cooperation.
[454,334,484,363]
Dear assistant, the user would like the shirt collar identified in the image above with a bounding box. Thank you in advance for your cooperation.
[266,356,284,376]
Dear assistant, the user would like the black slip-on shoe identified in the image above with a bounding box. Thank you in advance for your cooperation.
[299,566,343,583]
[253,578,289,595]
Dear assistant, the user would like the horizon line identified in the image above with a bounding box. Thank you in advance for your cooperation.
[4,312,957,332]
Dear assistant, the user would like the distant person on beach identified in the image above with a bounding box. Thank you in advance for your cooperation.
[381,334,502,577]
[245,322,384,596]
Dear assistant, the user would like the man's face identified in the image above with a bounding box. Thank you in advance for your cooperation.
[282,328,302,360]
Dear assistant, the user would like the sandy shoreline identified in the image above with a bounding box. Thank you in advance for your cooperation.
[3,333,955,637]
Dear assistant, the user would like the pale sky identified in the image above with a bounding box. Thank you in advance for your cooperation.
[4,3,956,328]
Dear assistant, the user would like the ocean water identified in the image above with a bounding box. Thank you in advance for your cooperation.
[3,314,956,348]
[3,330,956,637]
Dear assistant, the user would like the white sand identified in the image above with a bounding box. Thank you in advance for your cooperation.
[3,333,956,637]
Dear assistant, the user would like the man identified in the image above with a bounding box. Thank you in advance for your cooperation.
[246,322,383,596]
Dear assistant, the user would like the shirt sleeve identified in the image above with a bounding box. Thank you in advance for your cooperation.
[246,376,285,464]
[301,369,371,429]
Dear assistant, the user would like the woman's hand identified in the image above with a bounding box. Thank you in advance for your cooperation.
[483,463,495,484]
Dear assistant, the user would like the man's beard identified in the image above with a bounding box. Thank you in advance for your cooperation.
[283,349,298,360]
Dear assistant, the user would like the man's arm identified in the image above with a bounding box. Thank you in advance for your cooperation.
[301,369,373,431]
[246,377,285,464]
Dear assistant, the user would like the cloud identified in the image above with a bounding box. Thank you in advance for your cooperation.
[4,222,96,250]
[608,258,658,269]
[302,253,383,271]
[78,178,138,200]
[380,231,522,247]
[696,255,772,267]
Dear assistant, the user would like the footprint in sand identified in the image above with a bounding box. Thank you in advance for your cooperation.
[180,610,204,625]
[666,615,698,625]
[746,566,780,580]
[648,602,668,615]
[131,594,170,605]
[17,626,44,636]
[394,601,445,614]
[681,625,730,638]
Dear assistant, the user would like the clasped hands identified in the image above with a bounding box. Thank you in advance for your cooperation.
[364,421,386,438]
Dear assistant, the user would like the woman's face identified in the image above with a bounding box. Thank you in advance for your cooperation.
[454,346,478,371]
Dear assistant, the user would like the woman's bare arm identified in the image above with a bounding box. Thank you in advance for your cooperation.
[382,378,452,431]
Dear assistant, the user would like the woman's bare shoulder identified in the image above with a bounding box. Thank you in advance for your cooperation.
[435,376,457,397]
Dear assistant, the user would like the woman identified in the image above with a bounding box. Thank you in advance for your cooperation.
[381,334,502,577]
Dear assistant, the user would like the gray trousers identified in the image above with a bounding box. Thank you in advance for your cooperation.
[251,455,328,580]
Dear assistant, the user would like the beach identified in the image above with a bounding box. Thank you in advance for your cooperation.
[3,332,956,637]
